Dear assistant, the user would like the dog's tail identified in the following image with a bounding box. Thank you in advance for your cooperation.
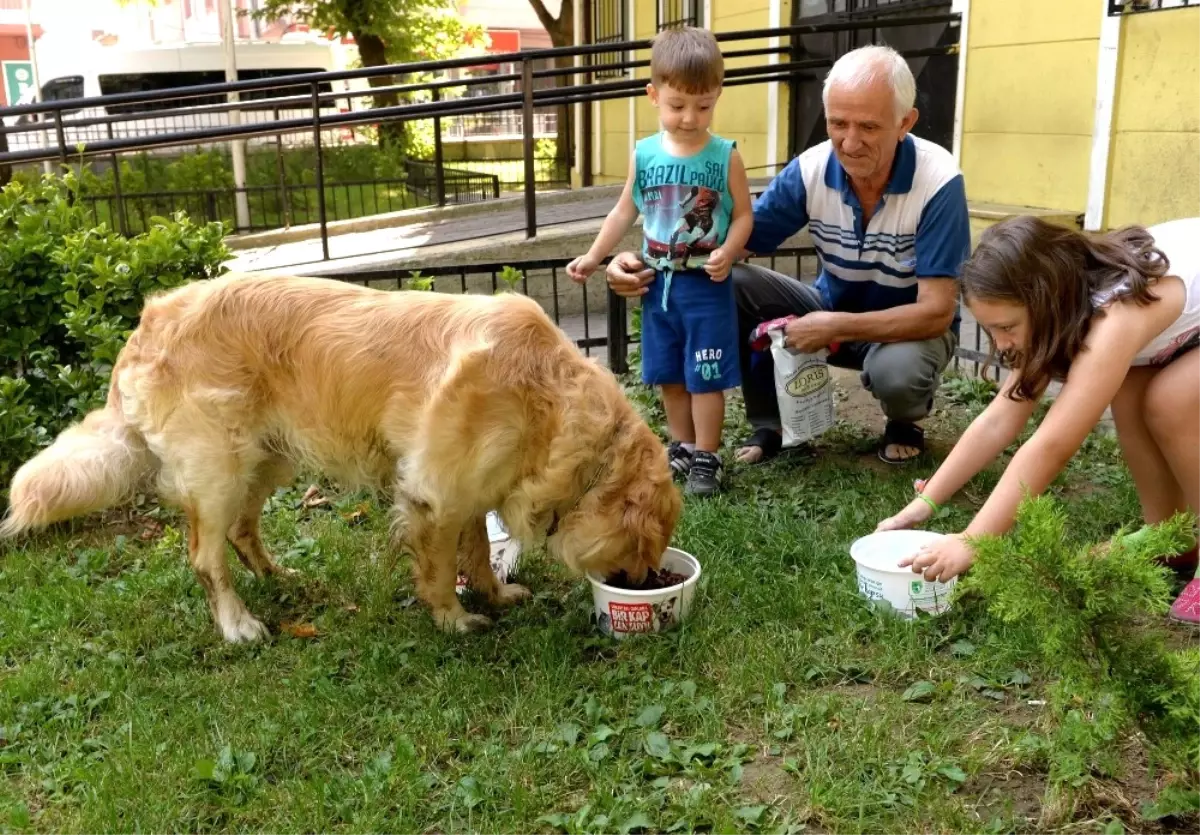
[1,398,154,538]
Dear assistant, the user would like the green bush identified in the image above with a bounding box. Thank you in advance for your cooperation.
[962,496,1199,794]
[0,174,229,494]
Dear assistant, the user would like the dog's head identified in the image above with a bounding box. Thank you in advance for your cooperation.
[548,422,681,584]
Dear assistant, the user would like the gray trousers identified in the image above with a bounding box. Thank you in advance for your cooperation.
[732,263,957,429]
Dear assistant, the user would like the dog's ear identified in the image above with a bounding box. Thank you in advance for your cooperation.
[622,472,680,581]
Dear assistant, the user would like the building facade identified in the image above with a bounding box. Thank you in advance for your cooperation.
[572,0,1199,230]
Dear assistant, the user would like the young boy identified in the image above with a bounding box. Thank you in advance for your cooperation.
[567,26,753,497]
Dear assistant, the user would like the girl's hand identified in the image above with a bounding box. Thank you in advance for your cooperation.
[875,480,934,532]
[875,498,934,532]
[899,533,975,583]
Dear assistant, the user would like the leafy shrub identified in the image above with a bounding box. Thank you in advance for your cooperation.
[962,496,1199,793]
[0,174,229,495]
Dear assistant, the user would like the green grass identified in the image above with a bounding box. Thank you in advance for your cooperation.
[1,379,1195,834]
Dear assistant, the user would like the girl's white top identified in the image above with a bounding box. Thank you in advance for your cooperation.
[1091,216,1200,366]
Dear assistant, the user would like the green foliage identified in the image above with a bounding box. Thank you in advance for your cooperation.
[403,269,434,291]
[254,0,482,152]
[497,265,522,293]
[962,495,1200,788]
[0,174,229,493]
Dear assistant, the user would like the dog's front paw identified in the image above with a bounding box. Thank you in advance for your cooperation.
[494,583,532,607]
[218,606,271,643]
[434,606,494,634]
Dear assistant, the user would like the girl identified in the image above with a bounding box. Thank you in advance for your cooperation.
[876,215,1200,624]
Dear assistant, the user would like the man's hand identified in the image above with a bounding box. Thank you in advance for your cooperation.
[566,255,601,284]
[783,311,841,353]
[605,251,655,298]
[704,248,733,281]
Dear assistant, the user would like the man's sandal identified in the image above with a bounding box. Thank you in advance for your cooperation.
[737,427,784,465]
[878,420,925,465]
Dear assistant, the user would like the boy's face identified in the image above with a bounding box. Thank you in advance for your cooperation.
[647,82,720,139]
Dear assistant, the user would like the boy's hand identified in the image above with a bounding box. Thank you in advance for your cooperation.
[567,256,600,284]
[704,248,732,281]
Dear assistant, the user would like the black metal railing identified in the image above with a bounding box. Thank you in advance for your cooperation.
[0,12,961,257]
[320,247,1000,379]
[403,159,501,205]
[1108,0,1194,14]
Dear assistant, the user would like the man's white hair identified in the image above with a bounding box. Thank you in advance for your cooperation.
[822,45,917,122]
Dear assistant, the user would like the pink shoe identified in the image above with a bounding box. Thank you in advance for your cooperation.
[1168,578,1200,626]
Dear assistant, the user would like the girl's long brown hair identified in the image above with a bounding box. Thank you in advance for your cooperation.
[962,216,1170,401]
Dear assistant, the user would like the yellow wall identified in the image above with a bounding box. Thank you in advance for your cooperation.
[959,0,1100,212]
[1104,7,1200,228]
[591,0,791,183]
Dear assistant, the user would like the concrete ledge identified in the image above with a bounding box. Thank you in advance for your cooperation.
[225,178,777,251]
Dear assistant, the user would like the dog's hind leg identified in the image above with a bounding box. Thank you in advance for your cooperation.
[228,454,296,579]
[459,515,531,607]
[160,421,270,643]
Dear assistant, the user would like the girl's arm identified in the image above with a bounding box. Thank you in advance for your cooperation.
[923,374,1040,504]
[877,374,1039,530]
[964,302,1166,538]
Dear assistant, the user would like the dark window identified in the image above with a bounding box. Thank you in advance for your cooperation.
[1108,1,1194,15]
[657,0,702,30]
[591,0,628,80]
[98,69,332,114]
[41,75,84,102]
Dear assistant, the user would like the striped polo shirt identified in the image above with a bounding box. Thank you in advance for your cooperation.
[747,135,971,333]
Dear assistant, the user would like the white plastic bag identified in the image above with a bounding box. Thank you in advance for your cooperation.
[769,328,836,447]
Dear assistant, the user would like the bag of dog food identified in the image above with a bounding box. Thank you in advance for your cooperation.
[770,328,836,447]
[456,511,522,595]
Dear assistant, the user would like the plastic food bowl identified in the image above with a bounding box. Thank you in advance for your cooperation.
[850,530,957,619]
[587,547,701,639]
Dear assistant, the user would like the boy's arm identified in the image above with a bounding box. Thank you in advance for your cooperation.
[722,149,753,255]
[582,153,640,263]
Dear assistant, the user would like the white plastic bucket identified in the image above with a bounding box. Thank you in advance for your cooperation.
[850,530,956,618]
[587,548,701,639]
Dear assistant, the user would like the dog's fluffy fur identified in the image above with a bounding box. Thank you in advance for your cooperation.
[2,273,681,641]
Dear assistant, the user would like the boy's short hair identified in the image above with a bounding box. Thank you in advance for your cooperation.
[650,26,724,94]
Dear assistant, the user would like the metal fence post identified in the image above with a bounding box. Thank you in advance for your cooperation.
[433,88,446,207]
[311,81,330,261]
[105,121,128,236]
[274,107,291,228]
[606,287,628,375]
[521,58,537,239]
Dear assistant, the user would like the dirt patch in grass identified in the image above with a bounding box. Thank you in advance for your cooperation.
[968,766,1047,828]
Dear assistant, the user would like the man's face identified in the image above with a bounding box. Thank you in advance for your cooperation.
[825,77,917,184]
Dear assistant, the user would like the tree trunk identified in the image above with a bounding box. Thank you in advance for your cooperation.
[527,1,575,175]
[354,31,405,150]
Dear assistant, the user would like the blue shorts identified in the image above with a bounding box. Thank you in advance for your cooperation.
[641,269,741,394]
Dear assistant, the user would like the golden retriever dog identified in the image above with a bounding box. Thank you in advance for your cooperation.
[2,273,681,642]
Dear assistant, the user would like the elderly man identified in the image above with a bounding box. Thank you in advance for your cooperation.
[606,44,971,468]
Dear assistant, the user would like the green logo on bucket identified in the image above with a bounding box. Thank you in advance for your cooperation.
[910,580,924,595]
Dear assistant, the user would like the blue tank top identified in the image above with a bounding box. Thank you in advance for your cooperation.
[632,132,737,274]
